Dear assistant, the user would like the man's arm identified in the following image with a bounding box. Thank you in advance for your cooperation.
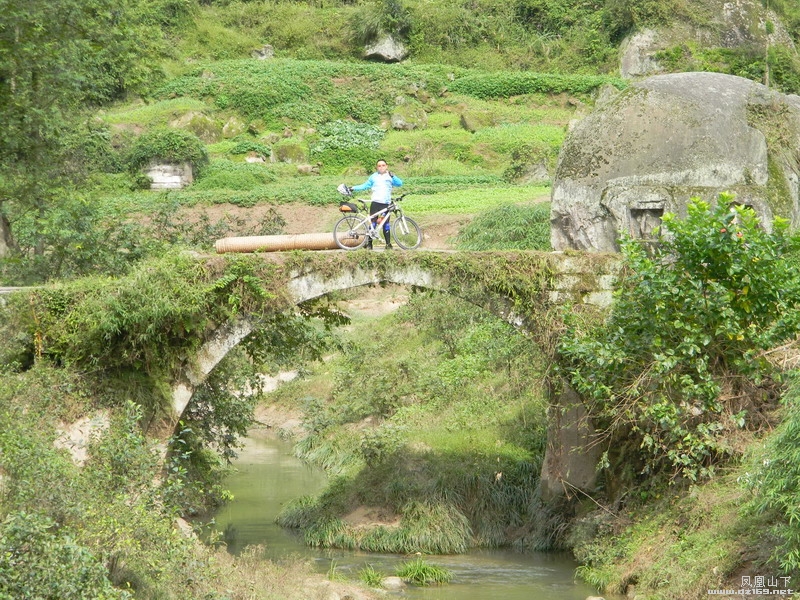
[351,174,375,192]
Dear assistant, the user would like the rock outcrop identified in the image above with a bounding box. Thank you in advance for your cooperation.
[364,35,407,62]
[551,72,800,252]
[619,0,795,79]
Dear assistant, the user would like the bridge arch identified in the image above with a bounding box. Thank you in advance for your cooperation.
[171,253,622,420]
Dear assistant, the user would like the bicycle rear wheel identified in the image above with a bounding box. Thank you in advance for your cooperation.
[391,216,422,249]
[334,215,370,250]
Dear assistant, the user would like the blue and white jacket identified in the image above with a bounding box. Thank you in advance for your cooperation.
[352,172,403,204]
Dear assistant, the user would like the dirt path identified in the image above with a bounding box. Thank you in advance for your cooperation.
[181,204,469,251]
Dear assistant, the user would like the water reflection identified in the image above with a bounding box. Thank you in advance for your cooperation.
[204,429,607,600]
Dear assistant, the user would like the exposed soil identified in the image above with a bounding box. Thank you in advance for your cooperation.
[343,505,402,529]
[180,203,470,251]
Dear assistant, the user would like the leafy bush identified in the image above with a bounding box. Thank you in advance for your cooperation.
[0,192,154,284]
[4,254,282,377]
[126,127,208,175]
[559,196,800,482]
[0,511,128,600]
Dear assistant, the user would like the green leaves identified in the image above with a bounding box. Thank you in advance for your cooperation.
[559,196,800,482]
[0,512,129,600]
[126,127,208,175]
[449,72,626,99]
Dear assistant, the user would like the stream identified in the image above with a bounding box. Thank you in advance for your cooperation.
[203,429,608,600]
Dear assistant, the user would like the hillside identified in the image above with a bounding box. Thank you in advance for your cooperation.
[2,1,800,599]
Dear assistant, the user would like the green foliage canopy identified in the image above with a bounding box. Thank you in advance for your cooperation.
[0,0,167,266]
[559,196,800,482]
[0,511,129,600]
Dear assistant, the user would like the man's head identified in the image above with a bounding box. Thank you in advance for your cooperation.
[376,160,388,174]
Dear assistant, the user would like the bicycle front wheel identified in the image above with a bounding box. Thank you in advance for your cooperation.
[391,216,423,250]
[333,215,370,250]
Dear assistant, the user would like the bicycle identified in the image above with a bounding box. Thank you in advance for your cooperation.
[333,185,423,251]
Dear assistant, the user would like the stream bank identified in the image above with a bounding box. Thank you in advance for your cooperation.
[204,428,608,600]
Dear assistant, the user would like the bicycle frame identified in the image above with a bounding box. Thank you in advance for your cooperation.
[334,192,422,250]
[354,199,403,238]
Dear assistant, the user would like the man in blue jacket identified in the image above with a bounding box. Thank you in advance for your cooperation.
[350,159,403,250]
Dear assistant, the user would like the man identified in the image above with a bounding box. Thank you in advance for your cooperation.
[350,160,403,249]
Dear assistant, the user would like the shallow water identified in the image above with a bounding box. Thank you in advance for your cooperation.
[204,430,607,600]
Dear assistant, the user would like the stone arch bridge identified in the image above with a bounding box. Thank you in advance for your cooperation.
[2,249,622,500]
[173,250,621,422]
[183,250,622,500]
[172,252,621,418]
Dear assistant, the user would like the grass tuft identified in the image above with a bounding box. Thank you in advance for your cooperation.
[396,557,453,586]
[455,202,552,250]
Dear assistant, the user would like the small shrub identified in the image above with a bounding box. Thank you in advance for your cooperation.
[126,127,208,176]
[396,557,452,586]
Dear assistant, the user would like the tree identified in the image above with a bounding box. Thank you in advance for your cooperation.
[0,0,171,262]
[559,196,800,482]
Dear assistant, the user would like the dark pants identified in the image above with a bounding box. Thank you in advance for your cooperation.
[370,201,391,232]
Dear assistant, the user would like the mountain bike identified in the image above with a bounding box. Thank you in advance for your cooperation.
[333,185,423,251]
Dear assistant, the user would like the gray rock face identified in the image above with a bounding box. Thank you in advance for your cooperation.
[618,0,796,79]
[551,72,800,252]
[146,162,193,190]
[364,35,408,62]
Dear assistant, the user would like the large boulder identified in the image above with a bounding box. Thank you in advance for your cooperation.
[551,72,800,252]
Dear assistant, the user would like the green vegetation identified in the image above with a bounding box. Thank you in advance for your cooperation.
[274,290,551,553]
[560,197,800,484]
[455,203,551,250]
[357,564,384,587]
[551,199,800,596]
[572,471,772,597]
[396,557,453,586]
[748,380,800,574]
[126,128,210,177]
[2,0,800,597]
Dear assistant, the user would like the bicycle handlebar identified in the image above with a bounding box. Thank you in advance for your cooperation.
[352,193,409,208]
